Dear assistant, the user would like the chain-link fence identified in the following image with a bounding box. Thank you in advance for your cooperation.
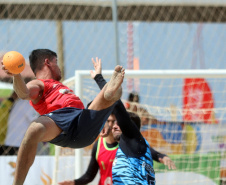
[0,0,226,184]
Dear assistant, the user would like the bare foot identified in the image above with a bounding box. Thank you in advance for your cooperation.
[104,65,125,101]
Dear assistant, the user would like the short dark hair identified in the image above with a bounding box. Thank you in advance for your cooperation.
[29,49,57,75]
[128,112,141,130]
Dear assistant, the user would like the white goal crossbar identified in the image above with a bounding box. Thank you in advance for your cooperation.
[72,69,226,178]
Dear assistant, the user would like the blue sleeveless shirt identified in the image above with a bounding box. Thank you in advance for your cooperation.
[112,139,155,185]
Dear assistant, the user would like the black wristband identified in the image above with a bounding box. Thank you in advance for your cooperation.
[94,74,103,81]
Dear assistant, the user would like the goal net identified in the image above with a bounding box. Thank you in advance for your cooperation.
[53,69,226,185]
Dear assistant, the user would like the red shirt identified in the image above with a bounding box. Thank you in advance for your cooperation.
[96,137,118,185]
[30,79,84,115]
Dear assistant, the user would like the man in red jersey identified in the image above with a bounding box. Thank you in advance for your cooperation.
[1,49,124,185]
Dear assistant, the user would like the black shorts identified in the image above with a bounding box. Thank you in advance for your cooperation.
[43,104,115,148]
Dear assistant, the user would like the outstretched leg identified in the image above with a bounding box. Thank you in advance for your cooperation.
[88,65,125,111]
[13,116,61,185]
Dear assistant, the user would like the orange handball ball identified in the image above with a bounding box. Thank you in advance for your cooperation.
[3,51,26,74]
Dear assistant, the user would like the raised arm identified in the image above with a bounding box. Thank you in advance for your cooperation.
[1,61,43,101]
[13,75,44,105]
[91,58,146,157]
[90,57,107,89]
[91,58,142,136]
[13,75,43,101]
[90,59,176,167]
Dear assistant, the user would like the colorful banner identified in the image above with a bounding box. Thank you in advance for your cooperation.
[141,122,226,154]
[183,78,218,124]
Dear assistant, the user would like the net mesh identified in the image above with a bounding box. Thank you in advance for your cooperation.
[0,1,225,184]
[61,74,226,185]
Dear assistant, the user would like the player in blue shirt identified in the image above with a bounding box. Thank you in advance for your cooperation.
[111,111,155,185]
[91,58,176,185]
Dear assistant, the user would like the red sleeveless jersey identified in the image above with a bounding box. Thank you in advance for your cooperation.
[30,79,84,115]
[96,137,118,185]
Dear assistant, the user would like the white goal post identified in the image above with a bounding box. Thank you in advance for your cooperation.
[53,69,226,184]
[73,69,226,177]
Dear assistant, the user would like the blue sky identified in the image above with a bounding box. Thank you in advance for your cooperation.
[0,20,225,121]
